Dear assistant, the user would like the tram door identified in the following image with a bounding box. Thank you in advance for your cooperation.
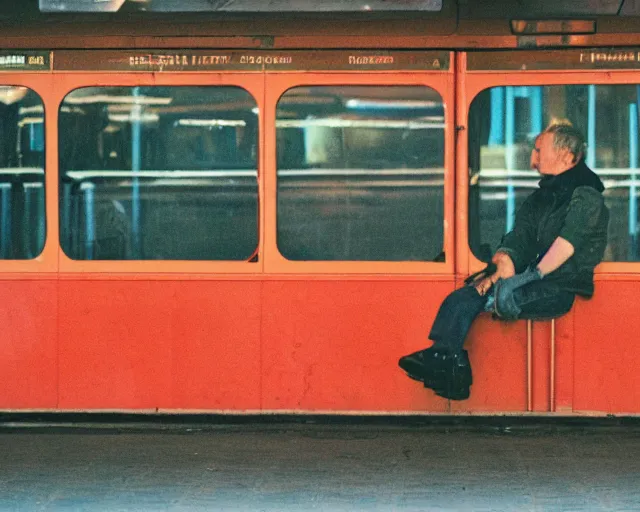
[261,51,459,412]
[0,57,57,408]
[50,53,267,411]
[458,49,640,414]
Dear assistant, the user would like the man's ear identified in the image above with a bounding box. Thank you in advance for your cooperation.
[563,149,576,165]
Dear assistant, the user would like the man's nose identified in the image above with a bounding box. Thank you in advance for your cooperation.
[530,150,538,169]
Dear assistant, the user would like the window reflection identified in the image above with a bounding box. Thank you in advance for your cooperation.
[40,0,443,13]
[469,85,640,262]
[0,86,45,259]
[276,86,445,262]
[59,86,258,261]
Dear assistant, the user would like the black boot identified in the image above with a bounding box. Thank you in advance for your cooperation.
[398,347,457,391]
[398,348,472,400]
[433,350,473,401]
[398,348,432,383]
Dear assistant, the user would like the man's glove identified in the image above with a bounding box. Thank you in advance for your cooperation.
[493,266,543,321]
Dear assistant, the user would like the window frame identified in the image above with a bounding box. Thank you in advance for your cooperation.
[264,70,455,275]
[52,71,265,275]
[457,52,640,279]
[0,75,54,273]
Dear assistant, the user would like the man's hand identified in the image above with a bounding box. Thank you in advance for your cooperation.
[492,251,516,279]
[475,276,495,296]
[474,252,515,296]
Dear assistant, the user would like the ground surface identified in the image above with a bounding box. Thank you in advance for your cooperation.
[1,418,639,511]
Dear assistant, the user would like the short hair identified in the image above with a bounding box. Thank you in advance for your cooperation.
[543,121,586,161]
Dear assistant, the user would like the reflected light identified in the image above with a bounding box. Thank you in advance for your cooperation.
[65,95,172,105]
[277,118,444,129]
[345,99,441,109]
[40,0,126,12]
[177,119,247,127]
[19,105,44,115]
[108,113,160,123]
[18,117,44,127]
[0,86,28,105]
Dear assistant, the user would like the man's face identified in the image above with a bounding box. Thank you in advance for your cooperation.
[530,132,574,175]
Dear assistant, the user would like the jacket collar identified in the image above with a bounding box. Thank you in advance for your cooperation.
[538,159,605,196]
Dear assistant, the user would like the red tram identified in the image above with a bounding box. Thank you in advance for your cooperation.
[1,0,640,415]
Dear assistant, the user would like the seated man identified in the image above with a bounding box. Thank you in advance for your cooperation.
[399,122,609,400]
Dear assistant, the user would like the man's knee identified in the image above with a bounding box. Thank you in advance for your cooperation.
[444,285,482,305]
[439,285,486,316]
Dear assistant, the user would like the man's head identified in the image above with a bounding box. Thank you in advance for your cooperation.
[530,123,586,176]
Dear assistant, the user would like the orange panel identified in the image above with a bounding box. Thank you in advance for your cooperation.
[0,279,58,408]
[450,316,528,413]
[553,311,575,414]
[524,314,575,414]
[58,280,261,410]
[531,320,551,413]
[573,283,640,414]
[261,280,454,412]
[165,281,261,410]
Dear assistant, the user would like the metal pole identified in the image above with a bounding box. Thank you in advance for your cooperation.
[587,85,597,168]
[0,184,11,259]
[550,319,556,413]
[629,103,638,260]
[36,182,45,256]
[530,86,543,137]
[505,86,516,232]
[131,86,142,259]
[81,182,95,260]
[23,183,31,258]
[488,87,505,146]
[61,182,71,254]
[527,319,533,412]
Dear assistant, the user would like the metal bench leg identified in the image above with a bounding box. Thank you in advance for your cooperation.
[550,318,556,412]
[527,319,533,412]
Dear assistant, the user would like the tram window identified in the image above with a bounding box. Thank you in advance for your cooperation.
[469,85,640,263]
[276,86,445,262]
[59,86,258,261]
[0,86,45,260]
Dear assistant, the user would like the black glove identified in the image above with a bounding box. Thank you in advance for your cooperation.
[493,266,543,321]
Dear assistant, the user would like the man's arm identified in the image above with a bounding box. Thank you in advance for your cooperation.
[475,198,535,296]
[536,236,575,276]
[494,195,539,273]
[476,236,573,294]
[481,186,604,292]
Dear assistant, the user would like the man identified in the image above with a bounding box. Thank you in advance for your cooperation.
[399,122,609,400]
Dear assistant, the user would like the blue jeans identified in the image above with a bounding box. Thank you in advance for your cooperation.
[429,281,575,353]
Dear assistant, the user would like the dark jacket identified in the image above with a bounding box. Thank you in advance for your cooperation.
[496,159,609,297]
